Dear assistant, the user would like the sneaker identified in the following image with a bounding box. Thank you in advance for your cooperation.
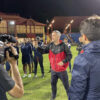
[28,74,31,78]
[50,95,56,100]
[50,97,55,100]
[41,74,44,78]
[34,75,37,78]
[23,74,27,78]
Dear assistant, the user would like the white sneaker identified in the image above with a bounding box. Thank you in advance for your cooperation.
[23,74,27,78]
[28,74,31,78]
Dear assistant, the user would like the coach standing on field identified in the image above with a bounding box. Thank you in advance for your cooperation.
[38,30,72,100]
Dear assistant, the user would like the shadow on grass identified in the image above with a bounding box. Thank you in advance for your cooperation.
[41,91,51,100]
[24,92,32,96]
[23,79,33,86]
[8,93,32,100]
[26,78,51,90]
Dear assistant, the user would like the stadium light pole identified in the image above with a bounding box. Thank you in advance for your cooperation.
[65,19,74,33]
[64,19,74,43]
[48,19,55,32]
[46,19,55,43]
[70,20,74,24]
[46,19,50,44]
[51,19,55,24]
[51,19,55,31]
[70,19,74,33]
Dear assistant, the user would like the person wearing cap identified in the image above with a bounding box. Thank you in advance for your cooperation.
[38,30,72,100]
[69,15,100,100]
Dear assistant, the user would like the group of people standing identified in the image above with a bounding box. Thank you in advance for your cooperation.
[37,15,100,100]
[20,30,72,100]
[21,38,45,78]
[7,15,100,100]
[20,31,72,100]
[21,33,72,79]
[1,15,100,100]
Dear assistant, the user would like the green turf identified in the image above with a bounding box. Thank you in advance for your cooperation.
[7,46,78,100]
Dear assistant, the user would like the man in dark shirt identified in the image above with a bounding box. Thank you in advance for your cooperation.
[27,41,34,73]
[0,46,24,100]
[21,41,32,78]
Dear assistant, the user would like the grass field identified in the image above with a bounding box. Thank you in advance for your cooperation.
[7,46,78,100]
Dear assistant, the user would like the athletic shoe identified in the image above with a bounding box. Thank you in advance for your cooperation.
[41,74,44,79]
[50,95,56,100]
[28,74,31,78]
[34,75,37,78]
[50,97,55,100]
[23,74,27,78]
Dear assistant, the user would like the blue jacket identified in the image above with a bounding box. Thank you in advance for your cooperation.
[21,43,31,57]
[27,42,33,55]
[69,40,100,100]
[32,47,42,57]
[32,41,43,57]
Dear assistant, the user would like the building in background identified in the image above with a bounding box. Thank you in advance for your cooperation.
[0,12,45,42]
[48,16,89,33]
[47,16,89,43]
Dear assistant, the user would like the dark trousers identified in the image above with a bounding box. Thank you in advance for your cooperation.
[51,70,69,99]
[34,56,44,75]
[69,62,71,72]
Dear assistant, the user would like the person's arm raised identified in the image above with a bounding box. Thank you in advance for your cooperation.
[6,46,24,98]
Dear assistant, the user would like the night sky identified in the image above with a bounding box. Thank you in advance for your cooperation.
[0,0,100,23]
